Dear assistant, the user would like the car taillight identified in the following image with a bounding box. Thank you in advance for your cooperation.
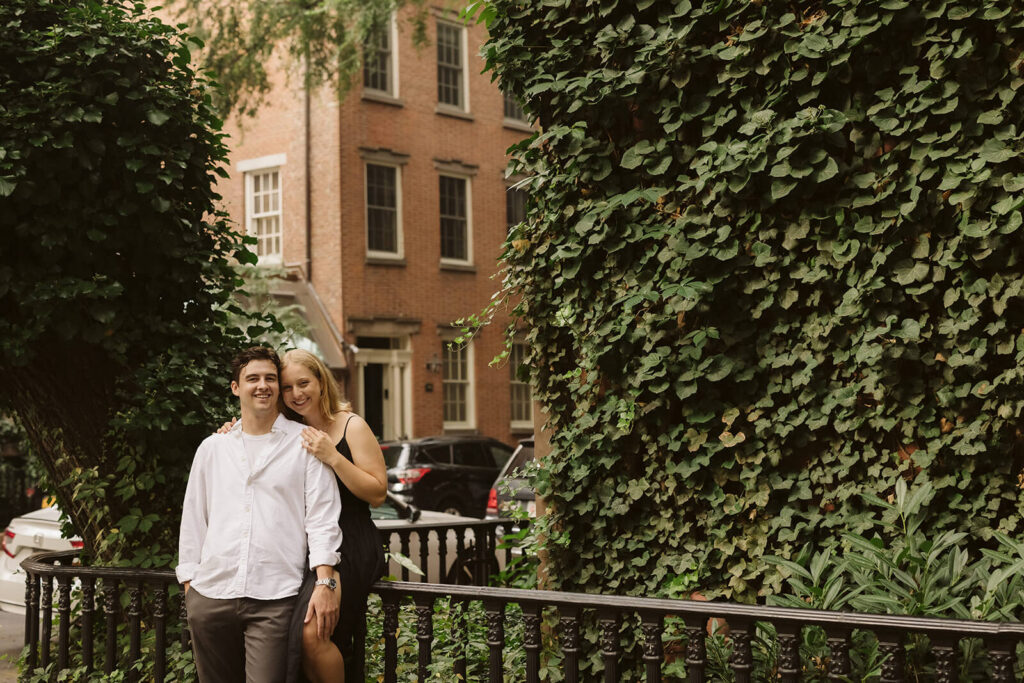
[486,488,498,514]
[396,467,431,484]
[2,529,15,558]
[70,540,84,549]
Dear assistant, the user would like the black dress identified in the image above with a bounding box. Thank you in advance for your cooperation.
[287,416,387,682]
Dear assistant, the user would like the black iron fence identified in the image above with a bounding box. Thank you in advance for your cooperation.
[372,581,1024,682]
[22,538,1024,682]
[20,519,513,679]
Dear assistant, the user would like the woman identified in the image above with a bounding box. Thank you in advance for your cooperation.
[220,348,387,683]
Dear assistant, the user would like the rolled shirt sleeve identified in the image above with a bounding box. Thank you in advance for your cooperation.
[304,454,343,569]
[176,443,209,584]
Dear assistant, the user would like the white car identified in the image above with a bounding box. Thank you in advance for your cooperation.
[0,506,82,614]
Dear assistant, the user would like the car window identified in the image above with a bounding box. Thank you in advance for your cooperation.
[452,443,488,467]
[505,444,533,474]
[418,444,451,465]
[485,444,513,469]
[381,444,407,468]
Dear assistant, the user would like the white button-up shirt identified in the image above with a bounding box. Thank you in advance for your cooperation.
[176,414,343,600]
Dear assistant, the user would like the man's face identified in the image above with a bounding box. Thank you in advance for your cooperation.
[231,359,279,417]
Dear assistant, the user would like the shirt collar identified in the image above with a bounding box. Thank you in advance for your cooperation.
[230,413,289,436]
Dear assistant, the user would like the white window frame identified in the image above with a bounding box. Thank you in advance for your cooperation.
[436,19,469,113]
[364,162,404,259]
[442,339,475,430]
[363,14,399,98]
[509,341,531,431]
[438,173,473,266]
[238,153,287,265]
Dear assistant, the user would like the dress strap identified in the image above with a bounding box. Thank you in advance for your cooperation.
[341,414,356,442]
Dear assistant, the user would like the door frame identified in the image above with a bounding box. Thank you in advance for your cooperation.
[355,347,413,440]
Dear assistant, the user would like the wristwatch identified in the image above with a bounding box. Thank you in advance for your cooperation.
[315,577,338,590]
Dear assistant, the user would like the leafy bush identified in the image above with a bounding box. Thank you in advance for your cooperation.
[0,0,272,565]
[766,478,1024,679]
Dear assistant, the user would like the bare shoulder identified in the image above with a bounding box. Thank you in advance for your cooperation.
[337,412,380,446]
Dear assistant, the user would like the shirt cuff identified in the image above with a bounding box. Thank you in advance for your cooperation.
[308,550,341,570]
[175,563,198,584]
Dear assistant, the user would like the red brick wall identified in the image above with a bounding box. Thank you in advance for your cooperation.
[220,8,533,446]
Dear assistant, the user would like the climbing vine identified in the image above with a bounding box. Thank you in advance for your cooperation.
[473,0,1024,624]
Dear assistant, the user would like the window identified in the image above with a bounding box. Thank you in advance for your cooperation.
[509,342,531,429]
[443,342,473,428]
[363,18,396,96]
[439,175,470,262]
[419,444,451,465]
[365,164,401,256]
[506,186,526,234]
[245,168,282,263]
[503,92,526,122]
[436,21,465,109]
[452,443,488,467]
[488,444,514,468]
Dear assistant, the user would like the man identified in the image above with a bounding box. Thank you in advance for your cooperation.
[176,346,343,683]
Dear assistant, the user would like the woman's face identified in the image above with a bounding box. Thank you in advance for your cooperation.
[281,362,321,419]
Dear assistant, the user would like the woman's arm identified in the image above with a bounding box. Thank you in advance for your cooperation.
[303,415,388,507]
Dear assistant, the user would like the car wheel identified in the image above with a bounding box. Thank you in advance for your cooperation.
[438,499,467,517]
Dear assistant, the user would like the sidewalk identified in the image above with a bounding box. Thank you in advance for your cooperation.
[0,609,22,681]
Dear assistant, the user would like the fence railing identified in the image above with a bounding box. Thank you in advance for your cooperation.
[23,541,1024,682]
[372,581,1024,682]
[20,519,514,679]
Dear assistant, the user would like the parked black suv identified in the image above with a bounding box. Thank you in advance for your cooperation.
[383,436,514,518]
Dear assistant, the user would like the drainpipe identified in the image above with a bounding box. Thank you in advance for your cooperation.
[304,52,313,283]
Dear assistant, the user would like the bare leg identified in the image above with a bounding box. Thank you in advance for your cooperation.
[301,619,345,683]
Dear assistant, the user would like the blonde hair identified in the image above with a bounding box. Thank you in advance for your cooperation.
[281,349,353,422]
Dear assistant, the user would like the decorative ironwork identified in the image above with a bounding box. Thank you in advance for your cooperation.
[879,639,906,682]
[18,549,1024,683]
[600,616,619,656]
[989,650,1015,682]
[486,606,504,646]
[523,613,542,648]
[560,613,581,652]
[729,628,753,669]
[777,630,800,674]
[827,632,851,678]
[932,644,957,683]
[415,602,434,640]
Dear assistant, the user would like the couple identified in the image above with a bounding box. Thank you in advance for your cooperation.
[176,346,387,683]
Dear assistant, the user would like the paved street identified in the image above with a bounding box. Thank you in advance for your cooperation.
[0,609,20,681]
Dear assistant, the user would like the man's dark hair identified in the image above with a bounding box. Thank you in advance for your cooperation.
[231,346,281,383]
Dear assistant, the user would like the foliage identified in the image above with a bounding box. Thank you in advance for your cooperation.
[226,264,313,350]
[470,0,1024,635]
[165,0,428,117]
[0,0,274,567]
[767,478,1024,680]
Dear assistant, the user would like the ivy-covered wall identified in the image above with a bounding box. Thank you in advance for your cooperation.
[481,0,1024,603]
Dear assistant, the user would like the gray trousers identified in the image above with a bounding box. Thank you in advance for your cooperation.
[185,588,295,683]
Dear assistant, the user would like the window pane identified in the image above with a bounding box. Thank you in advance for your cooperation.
[503,91,526,121]
[366,164,398,253]
[439,176,467,260]
[363,24,392,93]
[246,168,283,261]
[436,22,463,107]
[506,187,526,233]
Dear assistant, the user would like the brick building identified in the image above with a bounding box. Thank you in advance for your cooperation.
[218,6,533,445]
